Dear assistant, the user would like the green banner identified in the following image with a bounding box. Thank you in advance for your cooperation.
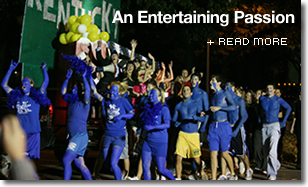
[19,0,120,86]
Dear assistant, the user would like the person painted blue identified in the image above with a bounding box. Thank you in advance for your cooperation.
[2,61,50,158]
[190,73,209,177]
[259,84,291,180]
[61,69,92,180]
[90,80,134,180]
[207,75,237,180]
[173,85,206,180]
[1,60,51,179]
[139,88,175,180]
[218,82,253,180]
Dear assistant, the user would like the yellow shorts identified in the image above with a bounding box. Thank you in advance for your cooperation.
[175,131,201,158]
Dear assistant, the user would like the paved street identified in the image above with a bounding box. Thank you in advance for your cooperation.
[33,149,301,180]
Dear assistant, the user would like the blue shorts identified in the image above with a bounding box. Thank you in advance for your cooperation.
[66,132,89,156]
[26,132,40,159]
[102,135,125,148]
[207,121,232,152]
[142,140,167,157]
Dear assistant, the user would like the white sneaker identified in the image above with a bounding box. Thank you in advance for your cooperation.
[201,160,206,170]
[217,175,228,180]
[175,178,181,180]
[129,176,139,180]
[161,175,166,180]
[229,175,238,180]
[188,174,196,180]
[226,168,231,179]
[156,175,160,180]
[245,169,253,180]
[268,175,276,180]
[239,161,245,174]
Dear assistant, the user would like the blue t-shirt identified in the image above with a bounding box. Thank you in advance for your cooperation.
[145,105,171,143]
[67,100,91,134]
[103,97,134,137]
[16,95,41,134]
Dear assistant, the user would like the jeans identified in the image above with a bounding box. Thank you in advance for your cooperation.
[262,123,281,179]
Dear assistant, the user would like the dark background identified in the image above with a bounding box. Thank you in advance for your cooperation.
[0,0,301,98]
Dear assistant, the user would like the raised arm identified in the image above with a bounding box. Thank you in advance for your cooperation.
[61,69,72,96]
[163,61,174,83]
[183,67,195,83]
[39,62,49,95]
[89,75,104,102]
[1,60,19,94]
[130,39,137,60]
[279,98,292,127]
[156,62,165,83]
[147,53,156,74]
[232,99,248,137]
[82,69,90,104]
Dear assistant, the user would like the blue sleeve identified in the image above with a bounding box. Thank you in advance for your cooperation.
[123,98,134,113]
[233,98,248,137]
[278,98,291,127]
[162,106,171,122]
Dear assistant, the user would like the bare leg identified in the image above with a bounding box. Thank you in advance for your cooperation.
[123,158,130,177]
[221,151,235,175]
[136,157,143,179]
[176,155,183,179]
[210,151,218,180]
[220,155,227,176]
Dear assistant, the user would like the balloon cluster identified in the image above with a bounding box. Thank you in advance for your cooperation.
[59,14,110,45]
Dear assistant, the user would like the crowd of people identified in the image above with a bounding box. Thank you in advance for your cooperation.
[0,39,301,180]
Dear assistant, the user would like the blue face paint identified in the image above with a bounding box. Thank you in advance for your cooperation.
[212,82,218,92]
[191,76,199,88]
[150,89,159,104]
[225,83,233,93]
[110,85,119,100]
[22,78,31,94]
[72,85,78,95]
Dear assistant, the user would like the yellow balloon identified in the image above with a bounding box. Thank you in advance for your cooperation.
[71,22,80,33]
[66,32,75,43]
[99,31,110,42]
[71,34,81,42]
[66,22,72,30]
[77,15,82,23]
[81,14,92,26]
[87,24,98,34]
[68,15,77,25]
[88,32,99,42]
[59,33,67,44]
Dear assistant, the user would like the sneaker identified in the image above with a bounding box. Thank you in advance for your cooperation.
[161,175,166,180]
[226,168,231,179]
[262,170,268,175]
[175,178,181,180]
[129,176,139,180]
[201,160,206,170]
[121,170,128,180]
[229,174,238,180]
[239,161,245,174]
[268,175,276,180]
[156,175,160,180]
[188,174,196,180]
[245,169,253,180]
[217,175,228,180]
